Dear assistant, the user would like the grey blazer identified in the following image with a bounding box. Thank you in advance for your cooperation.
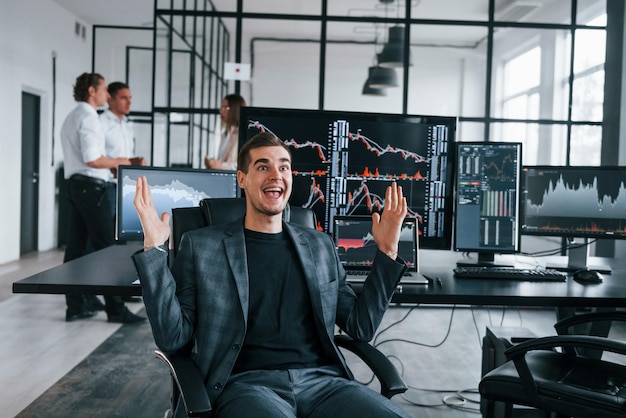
[132,218,406,409]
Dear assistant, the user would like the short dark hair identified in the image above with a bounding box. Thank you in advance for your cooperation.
[73,72,104,102]
[107,81,129,98]
[237,132,291,173]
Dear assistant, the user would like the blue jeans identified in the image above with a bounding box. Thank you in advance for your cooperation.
[214,365,410,418]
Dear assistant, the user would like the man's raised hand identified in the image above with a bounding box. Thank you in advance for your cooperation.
[371,182,407,260]
[133,176,171,251]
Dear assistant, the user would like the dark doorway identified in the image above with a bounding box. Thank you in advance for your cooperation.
[21,92,40,255]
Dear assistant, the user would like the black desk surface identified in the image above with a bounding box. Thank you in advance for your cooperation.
[389,251,626,307]
[13,243,144,297]
[13,244,626,308]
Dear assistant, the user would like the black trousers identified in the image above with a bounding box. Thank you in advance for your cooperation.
[64,175,125,316]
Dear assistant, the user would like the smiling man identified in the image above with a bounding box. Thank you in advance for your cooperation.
[132,132,411,418]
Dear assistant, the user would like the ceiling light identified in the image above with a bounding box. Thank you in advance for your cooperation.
[362,72,387,96]
[362,66,388,96]
[378,26,412,68]
[365,65,398,89]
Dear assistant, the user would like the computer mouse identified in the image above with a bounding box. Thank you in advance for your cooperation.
[573,269,603,284]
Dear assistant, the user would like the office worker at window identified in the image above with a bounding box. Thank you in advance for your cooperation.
[60,72,145,324]
[133,132,410,418]
[204,93,246,171]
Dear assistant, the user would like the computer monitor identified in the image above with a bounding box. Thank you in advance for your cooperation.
[240,107,457,250]
[454,142,522,267]
[521,165,626,272]
[116,165,239,241]
[333,216,419,271]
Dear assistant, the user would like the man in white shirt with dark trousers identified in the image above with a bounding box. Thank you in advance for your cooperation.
[99,80,146,302]
[60,72,145,324]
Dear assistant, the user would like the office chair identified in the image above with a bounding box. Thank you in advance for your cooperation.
[155,197,407,418]
[479,311,626,418]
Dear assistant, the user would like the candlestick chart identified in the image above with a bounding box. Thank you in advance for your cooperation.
[241,108,456,249]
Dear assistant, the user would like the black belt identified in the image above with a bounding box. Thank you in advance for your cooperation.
[69,174,112,187]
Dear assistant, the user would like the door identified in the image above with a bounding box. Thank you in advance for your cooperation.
[20,92,40,255]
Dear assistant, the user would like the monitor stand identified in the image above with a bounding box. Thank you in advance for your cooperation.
[456,252,515,268]
[545,238,612,274]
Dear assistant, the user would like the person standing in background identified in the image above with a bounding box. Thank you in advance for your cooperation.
[60,72,145,324]
[204,93,246,170]
[100,81,146,303]
[100,81,145,215]
[100,81,146,176]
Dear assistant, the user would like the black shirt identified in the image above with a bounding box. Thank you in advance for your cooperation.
[233,229,329,373]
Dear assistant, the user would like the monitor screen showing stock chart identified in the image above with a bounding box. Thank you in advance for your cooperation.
[239,107,457,250]
[454,142,523,266]
[521,165,626,240]
[116,165,239,241]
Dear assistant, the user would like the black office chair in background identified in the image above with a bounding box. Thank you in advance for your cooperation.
[479,311,626,418]
[155,197,408,418]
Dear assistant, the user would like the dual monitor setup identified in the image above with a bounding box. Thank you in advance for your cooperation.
[455,143,626,274]
[115,106,626,277]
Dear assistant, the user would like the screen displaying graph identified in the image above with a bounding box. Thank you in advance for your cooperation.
[454,142,522,258]
[333,216,418,269]
[116,166,239,240]
[521,166,626,238]
[240,107,457,250]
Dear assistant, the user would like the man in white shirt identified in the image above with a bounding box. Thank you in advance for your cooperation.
[100,81,145,176]
[100,81,146,303]
[60,72,145,324]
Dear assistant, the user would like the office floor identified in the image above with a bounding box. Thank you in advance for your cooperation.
[0,249,602,417]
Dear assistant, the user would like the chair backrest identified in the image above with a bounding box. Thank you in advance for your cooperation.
[171,198,316,258]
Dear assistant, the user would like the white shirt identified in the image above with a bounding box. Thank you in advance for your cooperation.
[100,109,135,158]
[217,127,238,171]
[60,102,112,182]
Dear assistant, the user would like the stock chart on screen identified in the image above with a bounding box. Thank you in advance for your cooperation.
[240,107,457,250]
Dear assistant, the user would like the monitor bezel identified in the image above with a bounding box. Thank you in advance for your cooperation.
[115,165,240,241]
[239,106,457,250]
[453,141,523,256]
[520,165,626,240]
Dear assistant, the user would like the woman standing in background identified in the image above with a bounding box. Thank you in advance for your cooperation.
[204,93,246,170]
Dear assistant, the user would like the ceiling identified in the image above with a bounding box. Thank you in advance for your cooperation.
[50,0,571,54]
[51,0,494,45]
[52,0,154,27]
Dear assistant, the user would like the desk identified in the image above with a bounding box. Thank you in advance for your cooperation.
[13,243,143,297]
[381,251,626,308]
[13,246,626,308]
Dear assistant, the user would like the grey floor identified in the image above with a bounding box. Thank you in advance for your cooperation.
[0,249,565,417]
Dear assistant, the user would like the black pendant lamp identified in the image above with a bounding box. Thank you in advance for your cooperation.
[362,66,387,96]
[378,25,412,68]
[365,65,398,89]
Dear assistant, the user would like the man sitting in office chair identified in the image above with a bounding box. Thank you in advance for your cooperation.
[132,132,411,418]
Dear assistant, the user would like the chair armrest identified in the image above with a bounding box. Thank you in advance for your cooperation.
[505,335,626,359]
[334,335,408,398]
[503,335,626,399]
[554,311,626,335]
[155,350,212,418]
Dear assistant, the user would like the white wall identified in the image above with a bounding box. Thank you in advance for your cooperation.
[0,0,91,263]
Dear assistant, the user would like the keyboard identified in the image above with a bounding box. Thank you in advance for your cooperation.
[453,266,567,282]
